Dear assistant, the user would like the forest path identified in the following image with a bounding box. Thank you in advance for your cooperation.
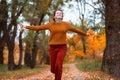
[21,63,88,80]
[20,63,116,80]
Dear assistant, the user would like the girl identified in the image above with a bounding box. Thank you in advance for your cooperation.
[20,9,88,80]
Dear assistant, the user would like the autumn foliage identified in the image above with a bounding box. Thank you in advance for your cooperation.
[66,29,106,62]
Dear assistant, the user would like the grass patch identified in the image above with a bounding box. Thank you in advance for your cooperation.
[76,58,102,71]
[0,64,48,79]
[0,64,7,72]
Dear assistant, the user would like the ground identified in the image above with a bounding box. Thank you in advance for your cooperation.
[21,63,117,80]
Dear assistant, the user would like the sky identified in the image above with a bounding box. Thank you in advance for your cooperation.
[62,1,80,24]
[18,0,100,26]
[61,0,100,25]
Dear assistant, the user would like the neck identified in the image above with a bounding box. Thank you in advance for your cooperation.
[55,19,62,22]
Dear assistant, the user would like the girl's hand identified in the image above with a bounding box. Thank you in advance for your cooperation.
[20,24,26,28]
[86,29,94,36]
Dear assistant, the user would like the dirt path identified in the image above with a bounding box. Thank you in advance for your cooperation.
[20,63,116,80]
[61,63,87,80]
[20,63,88,80]
[21,68,54,80]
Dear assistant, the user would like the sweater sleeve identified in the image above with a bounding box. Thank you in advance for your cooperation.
[26,22,51,31]
[65,22,87,36]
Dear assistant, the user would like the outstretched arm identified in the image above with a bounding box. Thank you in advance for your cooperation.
[19,23,50,31]
[66,22,87,36]
[70,27,87,36]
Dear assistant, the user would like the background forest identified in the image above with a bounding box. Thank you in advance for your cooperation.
[0,0,120,79]
[1,0,105,67]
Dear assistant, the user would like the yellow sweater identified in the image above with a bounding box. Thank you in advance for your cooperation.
[26,21,86,45]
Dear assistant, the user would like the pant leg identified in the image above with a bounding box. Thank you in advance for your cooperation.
[55,45,67,80]
[49,46,57,73]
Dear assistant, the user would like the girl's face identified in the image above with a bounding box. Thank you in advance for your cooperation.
[54,10,63,19]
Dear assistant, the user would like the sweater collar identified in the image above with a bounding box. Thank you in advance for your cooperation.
[55,19,62,23]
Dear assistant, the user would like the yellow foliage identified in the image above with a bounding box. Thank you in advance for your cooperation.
[68,30,106,58]
[73,35,80,42]
[87,29,95,35]
[66,29,106,60]
[86,30,106,58]
[74,50,85,57]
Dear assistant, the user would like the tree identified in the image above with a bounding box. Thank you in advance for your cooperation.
[0,0,27,69]
[18,30,23,68]
[101,0,120,78]
[7,0,28,70]
[0,0,8,64]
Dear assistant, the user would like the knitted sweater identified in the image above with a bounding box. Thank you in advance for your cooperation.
[26,21,86,45]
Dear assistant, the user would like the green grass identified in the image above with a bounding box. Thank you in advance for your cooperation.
[0,64,7,72]
[76,59,102,71]
[0,64,48,79]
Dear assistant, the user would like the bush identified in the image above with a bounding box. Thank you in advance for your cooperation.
[76,59,102,71]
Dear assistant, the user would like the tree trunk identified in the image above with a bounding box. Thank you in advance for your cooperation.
[18,30,23,68]
[7,42,15,70]
[81,15,87,54]
[0,0,8,64]
[24,43,31,67]
[24,52,31,67]
[40,31,50,64]
[7,19,18,70]
[101,0,120,78]
[30,32,38,68]
[40,51,50,64]
[0,43,4,64]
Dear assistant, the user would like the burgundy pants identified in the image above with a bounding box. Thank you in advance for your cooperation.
[49,45,67,80]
